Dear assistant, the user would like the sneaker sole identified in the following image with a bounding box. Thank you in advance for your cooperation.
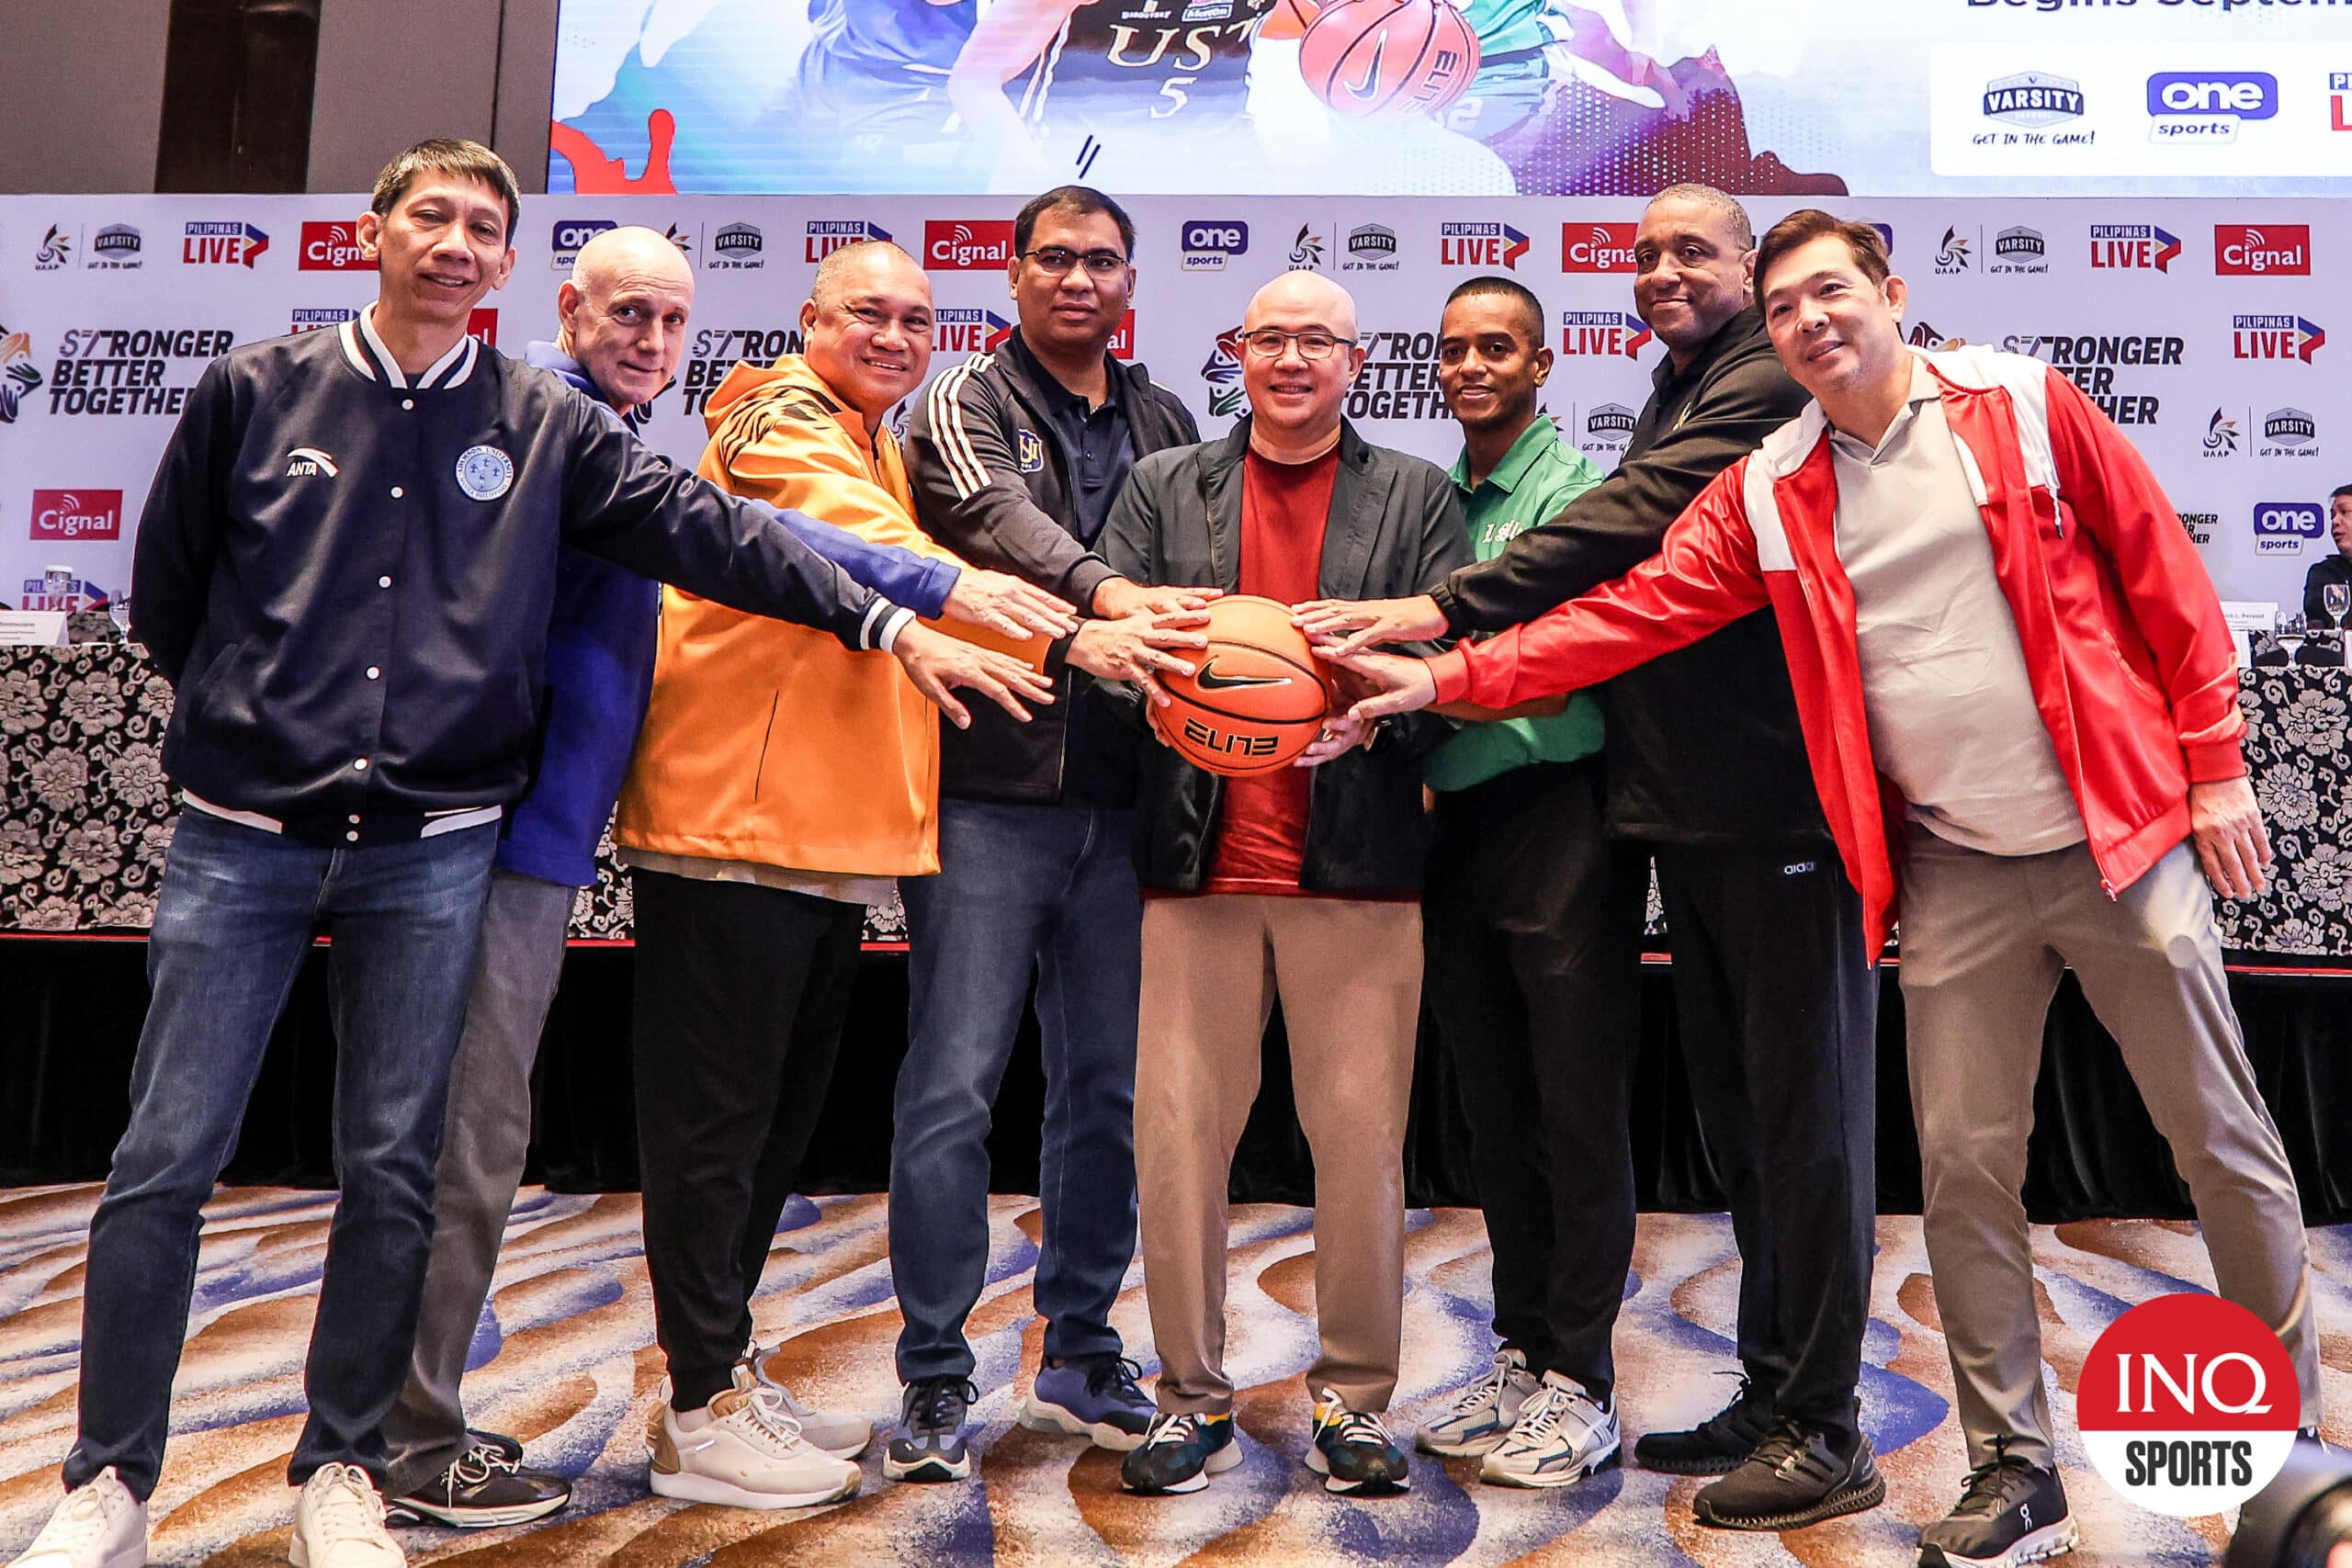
[1124,1439,1243,1495]
[883,1449,974,1483]
[1919,1517,2081,1568]
[1481,1441,1623,1489]
[1304,1445,1411,1495]
[649,1467,862,1509]
[1694,1472,1886,1530]
[1634,1443,1752,1476]
[386,1493,571,1528]
[1019,1393,1150,1452]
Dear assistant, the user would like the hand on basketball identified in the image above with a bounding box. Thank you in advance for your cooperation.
[1291,593,1448,656]
[2188,775,2274,901]
[1093,577,1223,619]
[1315,646,1439,725]
[1294,658,1383,766]
[1068,608,1212,705]
[942,569,1080,641]
[892,622,1057,728]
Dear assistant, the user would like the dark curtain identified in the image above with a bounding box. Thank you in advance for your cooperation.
[5,942,2348,1224]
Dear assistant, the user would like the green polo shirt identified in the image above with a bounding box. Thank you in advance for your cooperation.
[1425,415,1608,793]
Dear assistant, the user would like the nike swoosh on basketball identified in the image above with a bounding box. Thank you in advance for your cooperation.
[1339,35,1386,101]
[1195,659,1293,691]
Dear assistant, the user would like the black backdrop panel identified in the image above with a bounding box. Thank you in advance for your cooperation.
[5,942,2348,1225]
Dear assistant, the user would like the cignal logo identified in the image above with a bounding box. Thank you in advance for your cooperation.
[182,221,268,267]
[2090,223,2180,273]
[1108,310,1136,360]
[925,220,1014,270]
[1182,220,1248,272]
[300,220,375,271]
[2077,1293,2299,1515]
[1983,70,2084,128]
[2232,314,2325,364]
[551,218,616,269]
[1560,221,1636,273]
[2146,71,2276,143]
[1440,221,1528,270]
[30,489,122,541]
[935,308,1012,355]
[1558,310,1653,359]
[804,219,888,264]
[2214,224,2311,276]
[2253,499,2325,553]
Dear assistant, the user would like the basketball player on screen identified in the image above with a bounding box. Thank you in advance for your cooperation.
[946,0,1279,192]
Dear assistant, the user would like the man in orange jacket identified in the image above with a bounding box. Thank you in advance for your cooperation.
[611,239,1066,1511]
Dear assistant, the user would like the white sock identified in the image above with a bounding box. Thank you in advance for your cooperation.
[673,1403,716,1432]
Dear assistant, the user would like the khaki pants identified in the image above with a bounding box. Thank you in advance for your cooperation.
[1900,827,2320,1467]
[1136,896,1423,1416]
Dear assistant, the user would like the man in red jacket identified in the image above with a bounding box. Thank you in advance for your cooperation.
[1327,209,2320,1568]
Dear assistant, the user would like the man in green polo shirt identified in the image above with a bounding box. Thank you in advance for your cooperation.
[1410,276,1649,1488]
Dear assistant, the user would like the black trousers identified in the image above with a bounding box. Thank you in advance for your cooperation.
[1422,760,1647,1398]
[1651,841,1879,1442]
[629,868,864,1411]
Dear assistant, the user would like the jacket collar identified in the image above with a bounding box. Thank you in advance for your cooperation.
[1652,306,1766,400]
[341,304,479,390]
[1754,346,2007,485]
[1194,415,1385,597]
[1448,413,1559,495]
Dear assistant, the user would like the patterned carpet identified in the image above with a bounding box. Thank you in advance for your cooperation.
[2,1186,2347,1566]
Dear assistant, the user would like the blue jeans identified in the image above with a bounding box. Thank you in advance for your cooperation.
[891,800,1141,1383]
[64,807,498,1499]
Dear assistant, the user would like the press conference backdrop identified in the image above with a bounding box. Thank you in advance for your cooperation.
[0,194,2343,618]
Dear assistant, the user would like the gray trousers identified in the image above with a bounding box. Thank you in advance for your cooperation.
[1899,826,2320,1468]
[379,870,577,1494]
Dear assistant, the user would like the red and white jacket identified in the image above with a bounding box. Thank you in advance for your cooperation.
[1430,346,2245,953]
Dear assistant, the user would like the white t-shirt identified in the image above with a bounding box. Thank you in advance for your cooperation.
[1827,359,2086,856]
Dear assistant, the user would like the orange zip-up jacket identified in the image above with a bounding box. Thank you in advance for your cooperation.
[613,355,1036,877]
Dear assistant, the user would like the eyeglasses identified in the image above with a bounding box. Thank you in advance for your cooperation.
[1238,328,1357,361]
[1021,246,1130,278]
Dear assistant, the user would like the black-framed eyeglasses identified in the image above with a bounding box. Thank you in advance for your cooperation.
[1021,246,1130,278]
[1239,328,1357,361]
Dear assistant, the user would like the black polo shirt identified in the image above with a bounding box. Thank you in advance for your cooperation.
[1008,331,1133,546]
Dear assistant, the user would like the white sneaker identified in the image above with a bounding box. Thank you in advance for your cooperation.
[1418,1348,1541,1457]
[736,1341,873,1461]
[6,1467,145,1568]
[1479,1371,1622,1488]
[648,1386,862,1509]
[289,1464,402,1567]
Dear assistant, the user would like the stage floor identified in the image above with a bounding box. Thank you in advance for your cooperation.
[2,1187,2346,1566]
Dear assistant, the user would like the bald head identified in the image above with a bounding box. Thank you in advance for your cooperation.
[810,239,922,310]
[1244,269,1360,342]
[556,225,695,410]
[1238,269,1364,452]
[800,240,934,429]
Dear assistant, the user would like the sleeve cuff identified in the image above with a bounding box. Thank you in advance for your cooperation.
[912,559,959,621]
[1426,580,1472,636]
[874,605,916,653]
[1428,646,1473,705]
[2183,736,2246,784]
[1067,558,1120,615]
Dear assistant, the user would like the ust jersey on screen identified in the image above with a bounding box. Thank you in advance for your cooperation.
[798,0,975,97]
[1016,0,1277,135]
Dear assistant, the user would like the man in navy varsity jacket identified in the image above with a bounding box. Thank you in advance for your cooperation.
[369,226,1076,1532]
[6,142,1055,1568]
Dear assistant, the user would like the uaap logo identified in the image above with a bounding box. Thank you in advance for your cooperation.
[454,446,514,502]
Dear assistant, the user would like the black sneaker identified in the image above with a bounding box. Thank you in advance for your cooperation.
[1305,1389,1410,1496]
[1691,1419,1884,1529]
[1120,1411,1241,1495]
[467,1429,526,1465]
[387,1439,571,1528]
[1917,1445,2077,1567]
[884,1376,978,1483]
[1634,1377,1778,1475]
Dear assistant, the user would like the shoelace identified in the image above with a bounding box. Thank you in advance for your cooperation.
[446,1440,522,1493]
[1694,1374,1767,1438]
[29,1482,117,1549]
[1746,1422,1818,1478]
[1512,1382,1588,1443]
[1140,1411,1204,1449]
[310,1464,388,1537]
[1085,1356,1148,1403]
[729,1384,815,1456]
[1313,1396,1396,1451]
[1449,1351,1520,1415]
[910,1377,979,1433]
[1953,1438,2034,1517]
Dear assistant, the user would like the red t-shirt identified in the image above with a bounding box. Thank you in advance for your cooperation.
[1202,446,1338,896]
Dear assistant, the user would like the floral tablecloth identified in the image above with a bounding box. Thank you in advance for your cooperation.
[2,644,2342,958]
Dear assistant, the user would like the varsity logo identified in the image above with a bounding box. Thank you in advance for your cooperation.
[30,489,121,540]
[1342,223,1400,273]
[1558,310,1653,359]
[805,219,889,264]
[2215,225,2311,276]
[1015,430,1045,473]
[454,446,514,502]
[2090,223,2180,273]
[2260,407,2319,458]
[300,220,375,270]
[925,220,1015,270]
[283,447,338,478]
[2232,315,2325,365]
[1432,221,1525,270]
[88,224,142,270]
[708,222,765,271]
[1587,403,1635,438]
[1560,222,1636,273]
[1989,225,2049,276]
[33,224,72,272]
[182,221,268,267]
[2076,1293,2299,1516]
[1983,71,2084,128]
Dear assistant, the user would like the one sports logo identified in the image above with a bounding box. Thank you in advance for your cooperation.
[1195,658,1292,691]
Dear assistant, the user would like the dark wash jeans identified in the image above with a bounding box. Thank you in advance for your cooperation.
[891,799,1141,1384]
[64,807,497,1499]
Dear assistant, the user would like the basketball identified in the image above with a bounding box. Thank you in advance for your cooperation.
[1298,0,1481,123]
[1149,595,1335,776]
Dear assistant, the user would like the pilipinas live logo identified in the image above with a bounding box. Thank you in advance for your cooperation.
[1558,310,1652,358]
[806,220,889,263]
[936,308,1012,355]
[1439,222,1528,270]
[2090,223,2179,273]
[2232,315,2325,364]
[2077,1293,2300,1516]
[182,221,268,267]
[1560,222,1635,273]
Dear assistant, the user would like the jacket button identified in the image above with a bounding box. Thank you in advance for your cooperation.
[353,758,368,771]
[401,400,414,411]
[348,814,361,824]
[379,576,392,588]
[366,666,380,680]
[345,830,359,842]
[390,486,404,499]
